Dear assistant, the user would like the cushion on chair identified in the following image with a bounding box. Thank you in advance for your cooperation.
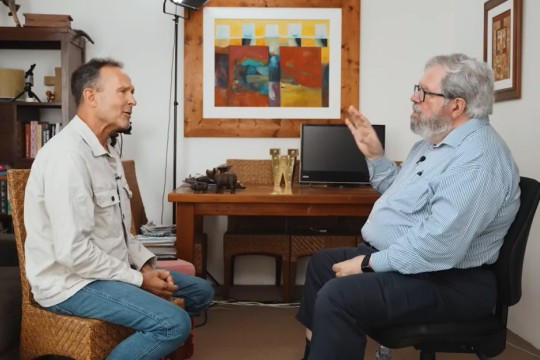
[157,259,196,276]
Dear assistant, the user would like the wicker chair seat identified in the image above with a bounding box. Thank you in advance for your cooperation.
[21,304,133,359]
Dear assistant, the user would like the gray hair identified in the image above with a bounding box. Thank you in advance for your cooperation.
[425,54,494,118]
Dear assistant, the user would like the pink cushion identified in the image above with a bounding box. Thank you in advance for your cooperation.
[157,259,196,276]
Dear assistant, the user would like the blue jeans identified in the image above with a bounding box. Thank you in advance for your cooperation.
[47,270,214,360]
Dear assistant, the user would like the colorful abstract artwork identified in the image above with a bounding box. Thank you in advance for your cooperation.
[213,18,329,108]
[203,8,341,119]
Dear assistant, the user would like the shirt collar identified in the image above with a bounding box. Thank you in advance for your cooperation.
[439,117,490,148]
[71,116,111,157]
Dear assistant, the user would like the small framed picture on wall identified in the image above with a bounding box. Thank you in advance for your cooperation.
[483,0,523,102]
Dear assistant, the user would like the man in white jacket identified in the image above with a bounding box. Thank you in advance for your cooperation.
[24,58,213,360]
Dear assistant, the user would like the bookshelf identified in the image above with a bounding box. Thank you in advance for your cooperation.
[0,27,87,233]
[0,27,86,169]
[0,102,63,168]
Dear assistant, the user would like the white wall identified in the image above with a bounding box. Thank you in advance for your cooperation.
[1,0,538,348]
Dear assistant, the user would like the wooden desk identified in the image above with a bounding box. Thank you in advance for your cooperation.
[168,184,380,262]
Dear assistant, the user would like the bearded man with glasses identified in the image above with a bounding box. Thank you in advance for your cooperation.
[296,54,520,360]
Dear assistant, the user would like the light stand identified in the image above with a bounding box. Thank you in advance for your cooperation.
[162,0,209,224]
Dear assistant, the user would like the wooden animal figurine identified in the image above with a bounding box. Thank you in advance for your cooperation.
[1,0,21,27]
[206,168,238,194]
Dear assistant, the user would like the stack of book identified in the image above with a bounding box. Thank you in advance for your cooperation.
[24,121,62,159]
[23,13,73,28]
[135,222,177,260]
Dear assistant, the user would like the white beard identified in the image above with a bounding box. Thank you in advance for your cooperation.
[410,104,453,140]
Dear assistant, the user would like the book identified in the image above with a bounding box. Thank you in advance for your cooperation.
[24,123,30,158]
[29,121,38,158]
[36,123,43,153]
[135,235,176,246]
[146,246,177,260]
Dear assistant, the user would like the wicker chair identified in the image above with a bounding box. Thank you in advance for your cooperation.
[122,160,207,277]
[9,168,192,360]
[8,169,133,360]
[223,159,292,301]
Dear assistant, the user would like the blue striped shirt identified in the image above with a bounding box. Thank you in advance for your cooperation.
[362,117,520,273]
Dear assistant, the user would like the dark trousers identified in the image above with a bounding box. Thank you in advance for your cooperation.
[296,245,497,360]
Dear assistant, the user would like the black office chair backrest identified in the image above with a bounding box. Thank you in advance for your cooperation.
[494,177,540,313]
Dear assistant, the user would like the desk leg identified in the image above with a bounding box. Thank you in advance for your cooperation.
[176,203,195,263]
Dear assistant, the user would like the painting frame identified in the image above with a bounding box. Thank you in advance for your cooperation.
[183,0,360,137]
[483,0,522,102]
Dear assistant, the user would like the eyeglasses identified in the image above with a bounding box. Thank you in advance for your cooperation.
[413,84,446,102]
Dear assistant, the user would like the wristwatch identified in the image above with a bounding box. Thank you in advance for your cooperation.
[361,254,374,273]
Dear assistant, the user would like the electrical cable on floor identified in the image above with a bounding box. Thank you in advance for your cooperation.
[211,299,300,309]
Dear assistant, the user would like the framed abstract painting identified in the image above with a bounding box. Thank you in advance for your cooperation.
[183,0,360,137]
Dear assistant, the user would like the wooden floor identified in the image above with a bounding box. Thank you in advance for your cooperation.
[192,285,540,360]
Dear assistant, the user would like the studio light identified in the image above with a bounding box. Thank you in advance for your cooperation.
[169,0,209,11]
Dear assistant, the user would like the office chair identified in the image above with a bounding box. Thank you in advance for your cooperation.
[368,176,540,360]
